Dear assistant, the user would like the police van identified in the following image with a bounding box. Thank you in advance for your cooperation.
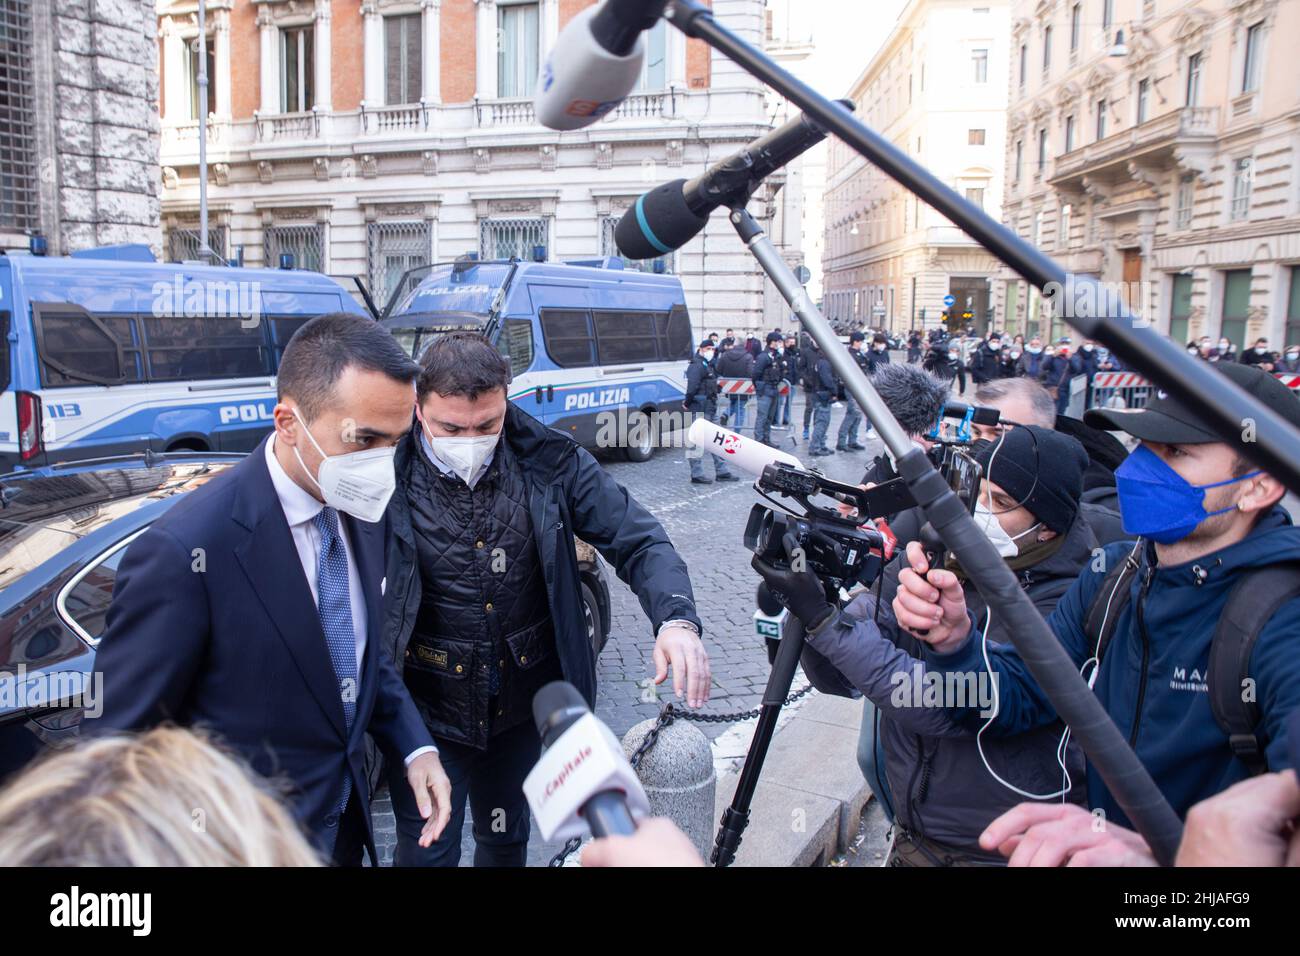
[0,243,368,473]
[381,256,693,460]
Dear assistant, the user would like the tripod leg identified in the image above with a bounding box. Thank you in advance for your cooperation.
[711,615,806,867]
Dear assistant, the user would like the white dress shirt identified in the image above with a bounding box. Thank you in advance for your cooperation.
[265,437,435,763]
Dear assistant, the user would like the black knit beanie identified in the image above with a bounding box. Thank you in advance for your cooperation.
[973,425,1087,534]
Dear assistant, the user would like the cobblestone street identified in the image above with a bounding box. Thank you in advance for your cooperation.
[372,394,885,866]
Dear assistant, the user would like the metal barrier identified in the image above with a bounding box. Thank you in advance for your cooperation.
[1088,371,1155,411]
[718,377,791,396]
[1089,370,1300,410]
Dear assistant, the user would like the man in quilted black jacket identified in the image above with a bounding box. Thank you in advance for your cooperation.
[381,332,710,867]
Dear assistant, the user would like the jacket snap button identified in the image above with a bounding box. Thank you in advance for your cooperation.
[476,540,484,549]
[520,655,528,664]
[485,602,493,611]
[499,659,505,668]
[454,664,463,674]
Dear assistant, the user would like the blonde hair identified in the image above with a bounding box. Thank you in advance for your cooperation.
[0,726,323,866]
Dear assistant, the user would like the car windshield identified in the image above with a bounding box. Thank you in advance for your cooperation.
[382,312,491,361]
[0,462,234,590]
[382,261,512,320]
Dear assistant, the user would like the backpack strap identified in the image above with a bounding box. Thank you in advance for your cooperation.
[1206,561,1300,776]
[1083,541,1142,670]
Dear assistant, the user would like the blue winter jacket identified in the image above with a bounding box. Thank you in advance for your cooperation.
[923,507,1300,829]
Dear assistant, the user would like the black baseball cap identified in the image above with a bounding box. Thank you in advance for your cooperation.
[1085,361,1300,444]
[849,331,866,343]
[766,331,784,344]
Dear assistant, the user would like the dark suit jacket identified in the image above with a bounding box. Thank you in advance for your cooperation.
[85,436,432,859]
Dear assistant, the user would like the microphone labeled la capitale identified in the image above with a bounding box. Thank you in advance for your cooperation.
[524,682,650,842]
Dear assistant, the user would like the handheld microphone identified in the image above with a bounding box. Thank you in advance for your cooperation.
[534,0,668,131]
[523,681,650,841]
[687,418,804,475]
[615,101,854,260]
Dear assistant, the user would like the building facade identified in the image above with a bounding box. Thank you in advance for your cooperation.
[155,0,772,336]
[0,0,161,255]
[822,0,1010,335]
[998,0,1300,349]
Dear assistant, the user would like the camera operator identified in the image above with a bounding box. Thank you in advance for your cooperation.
[753,427,1096,865]
[894,362,1300,864]
[382,332,711,866]
[684,339,738,485]
[925,336,967,395]
[970,377,1126,541]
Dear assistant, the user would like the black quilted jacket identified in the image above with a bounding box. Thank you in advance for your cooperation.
[382,403,702,728]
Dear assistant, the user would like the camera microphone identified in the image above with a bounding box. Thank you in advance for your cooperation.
[687,418,804,476]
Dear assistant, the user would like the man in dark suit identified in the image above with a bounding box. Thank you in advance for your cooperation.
[86,313,451,865]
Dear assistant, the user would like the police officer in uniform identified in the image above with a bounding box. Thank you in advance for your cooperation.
[836,332,871,451]
[752,331,786,447]
[685,339,738,484]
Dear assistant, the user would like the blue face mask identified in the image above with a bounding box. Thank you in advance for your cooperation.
[1114,444,1260,544]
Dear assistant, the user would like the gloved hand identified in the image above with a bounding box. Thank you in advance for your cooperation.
[750,532,835,631]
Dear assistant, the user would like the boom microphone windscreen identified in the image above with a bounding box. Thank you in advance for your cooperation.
[614,179,710,261]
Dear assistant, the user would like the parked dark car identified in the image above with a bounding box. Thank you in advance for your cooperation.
[0,451,612,784]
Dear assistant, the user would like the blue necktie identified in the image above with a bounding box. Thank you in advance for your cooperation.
[312,507,358,816]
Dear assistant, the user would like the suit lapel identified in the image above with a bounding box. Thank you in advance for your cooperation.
[232,438,348,741]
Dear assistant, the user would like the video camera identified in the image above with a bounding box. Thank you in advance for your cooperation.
[743,462,890,594]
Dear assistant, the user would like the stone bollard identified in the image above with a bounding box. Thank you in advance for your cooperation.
[622,717,716,859]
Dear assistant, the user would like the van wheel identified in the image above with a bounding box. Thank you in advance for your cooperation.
[624,410,655,462]
[583,582,606,656]
[166,439,208,453]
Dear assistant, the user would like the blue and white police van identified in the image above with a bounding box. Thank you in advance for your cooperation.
[381,256,693,460]
[0,243,367,473]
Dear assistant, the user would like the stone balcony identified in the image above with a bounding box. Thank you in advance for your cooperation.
[1049,106,1220,189]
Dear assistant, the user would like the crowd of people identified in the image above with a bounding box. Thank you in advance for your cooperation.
[683,326,896,481]
[3,311,1298,870]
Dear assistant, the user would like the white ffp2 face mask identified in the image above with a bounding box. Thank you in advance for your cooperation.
[421,417,500,489]
[974,499,1040,559]
[292,409,397,523]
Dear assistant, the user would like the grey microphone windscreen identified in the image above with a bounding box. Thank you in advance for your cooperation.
[869,362,951,438]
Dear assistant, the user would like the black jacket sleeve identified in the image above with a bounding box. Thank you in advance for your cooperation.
[565,446,702,636]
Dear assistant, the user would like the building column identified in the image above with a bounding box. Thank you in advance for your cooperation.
[667,13,687,88]
[314,0,332,111]
[161,17,187,120]
[213,10,231,119]
[475,0,498,100]
[421,0,442,104]
[257,7,278,114]
[362,1,384,107]
[541,0,558,57]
